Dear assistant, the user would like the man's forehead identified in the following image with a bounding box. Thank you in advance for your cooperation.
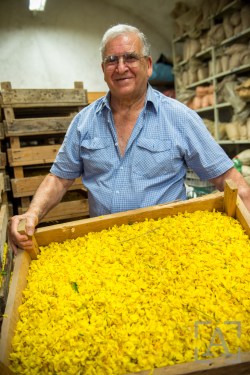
[105,34,142,54]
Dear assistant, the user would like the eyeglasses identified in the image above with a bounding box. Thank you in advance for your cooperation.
[103,52,147,70]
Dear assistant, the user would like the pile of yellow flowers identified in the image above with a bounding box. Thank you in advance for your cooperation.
[9,211,250,374]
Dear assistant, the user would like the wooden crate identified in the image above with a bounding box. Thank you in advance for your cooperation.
[87,91,107,103]
[0,101,13,319]
[0,182,250,375]
[0,80,87,182]
[10,172,83,198]
[0,202,9,264]
[0,140,7,172]
[18,189,89,224]
[0,81,89,223]
[0,243,13,326]
[0,123,4,141]
[0,173,5,203]
[0,202,11,323]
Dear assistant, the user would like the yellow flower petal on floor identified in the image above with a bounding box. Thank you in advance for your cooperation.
[9,211,250,374]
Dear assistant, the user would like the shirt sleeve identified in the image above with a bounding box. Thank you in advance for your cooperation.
[50,113,83,179]
[183,108,234,180]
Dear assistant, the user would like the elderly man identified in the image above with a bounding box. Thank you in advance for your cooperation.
[8,24,250,253]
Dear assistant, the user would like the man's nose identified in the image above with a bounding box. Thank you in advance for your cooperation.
[116,56,128,72]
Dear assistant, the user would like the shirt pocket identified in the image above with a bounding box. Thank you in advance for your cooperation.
[133,138,173,178]
[80,137,113,174]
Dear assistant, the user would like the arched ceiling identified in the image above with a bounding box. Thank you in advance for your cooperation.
[102,0,177,41]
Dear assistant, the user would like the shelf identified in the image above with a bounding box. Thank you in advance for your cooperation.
[172,0,241,43]
[174,45,250,82]
[215,64,250,80]
[186,78,213,89]
[196,102,233,113]
[175,48,212,68]
[196,47,213,59]
[175,60,188,68]
[196,106,214,113]
[172,0,250,153]
[178,64,250,91]
[216,102,231,109]
[173,33,188,44]
[211,0,240,18]
[220,27,250,47]
[218,140,250,145]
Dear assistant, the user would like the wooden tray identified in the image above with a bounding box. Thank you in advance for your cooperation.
[0,181,250,375]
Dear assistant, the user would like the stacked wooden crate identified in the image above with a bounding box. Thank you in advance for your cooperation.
[0,97,12,323]
[0,162,11,324]
[87,91,106,103]
[0,81,89,225]
[0,107,10,201]
[0,114,5,170]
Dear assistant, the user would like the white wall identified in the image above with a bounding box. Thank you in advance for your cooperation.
[0,0,172,91]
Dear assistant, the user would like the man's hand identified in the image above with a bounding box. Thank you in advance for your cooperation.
[8,213,38,255]
[210,167,250,213]
[7,174,75,255]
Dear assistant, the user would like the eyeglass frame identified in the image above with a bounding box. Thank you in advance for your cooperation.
[102,52,148,70]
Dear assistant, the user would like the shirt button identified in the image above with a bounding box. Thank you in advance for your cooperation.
[115,142,118,146]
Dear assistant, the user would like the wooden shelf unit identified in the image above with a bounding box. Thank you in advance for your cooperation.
[172,0,250,156]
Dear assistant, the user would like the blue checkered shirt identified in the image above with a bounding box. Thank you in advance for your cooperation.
[50,85,233,217]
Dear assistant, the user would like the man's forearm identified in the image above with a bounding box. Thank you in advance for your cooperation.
[27,173,75,222]
[210,167,250,211]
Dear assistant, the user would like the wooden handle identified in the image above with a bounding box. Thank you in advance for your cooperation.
[224,179,238,217]
[0,362,15,374]
[17,219,40,260]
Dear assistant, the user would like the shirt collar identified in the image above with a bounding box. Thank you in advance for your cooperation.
[95,92,111,114]
[95,83,158,114]
[145,84,158,113]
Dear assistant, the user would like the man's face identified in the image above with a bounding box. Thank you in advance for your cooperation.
[102,33,153,99]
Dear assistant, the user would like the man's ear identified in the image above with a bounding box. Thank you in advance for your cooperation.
[147,56,153,78]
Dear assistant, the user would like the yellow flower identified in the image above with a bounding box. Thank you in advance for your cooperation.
[9,211,250,374]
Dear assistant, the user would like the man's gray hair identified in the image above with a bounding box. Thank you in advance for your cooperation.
[100,24,151,60]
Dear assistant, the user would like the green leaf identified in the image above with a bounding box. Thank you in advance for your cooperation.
[70,281,79,293]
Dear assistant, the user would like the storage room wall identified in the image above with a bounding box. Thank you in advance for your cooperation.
[0,0,173,91]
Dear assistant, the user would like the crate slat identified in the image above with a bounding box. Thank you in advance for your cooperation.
[4,116,75,137]
[34,192,226,247]
[18,197,89,223]
[0,82,87,107]
[0,244,13,323]
[7,145,60,166]
[0,203,8,260]
[87,91,106,103]
[11,175,84,198]
[0,152,6,169]
[0,123,4,140]
[0,173,4,203]
[0,251,30,366]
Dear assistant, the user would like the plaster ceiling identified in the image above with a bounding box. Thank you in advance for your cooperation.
[102,0,198,42]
